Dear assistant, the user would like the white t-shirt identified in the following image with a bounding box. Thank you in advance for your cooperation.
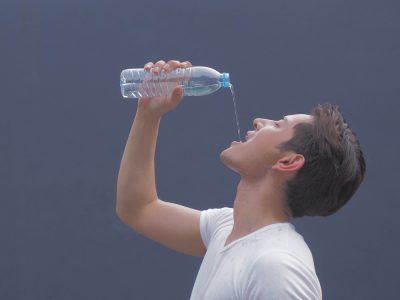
[190,207,322,300]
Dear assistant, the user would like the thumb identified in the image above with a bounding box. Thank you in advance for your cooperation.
[170,86,184,103]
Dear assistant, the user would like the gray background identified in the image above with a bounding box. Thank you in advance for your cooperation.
[1,0,399,299]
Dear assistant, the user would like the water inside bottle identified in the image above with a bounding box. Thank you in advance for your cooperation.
[183,84,220,96]
[229,84,242,142]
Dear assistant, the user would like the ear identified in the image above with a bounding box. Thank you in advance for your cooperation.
[271,154,305,172]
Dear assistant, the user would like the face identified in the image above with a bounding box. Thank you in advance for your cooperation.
[220,114,313,177]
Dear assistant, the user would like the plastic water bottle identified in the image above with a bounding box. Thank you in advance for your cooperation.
[120,66,230,98]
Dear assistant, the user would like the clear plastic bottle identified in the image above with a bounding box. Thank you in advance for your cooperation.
[120,66,230,98]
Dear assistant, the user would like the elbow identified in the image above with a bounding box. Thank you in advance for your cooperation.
[116,206,138,229]
[115,197,144,226]
[115,193,157,225]
[115,200,135,225]
[115,197,132,225]
[115,204,125,222]
[115,190,134,220]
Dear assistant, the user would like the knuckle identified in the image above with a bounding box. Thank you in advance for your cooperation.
[152,60,166,73]
[144,62,154,69]
[167,60,180,65]
[162,63,170,71]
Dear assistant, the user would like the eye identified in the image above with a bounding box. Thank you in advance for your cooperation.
[274,121,280,127]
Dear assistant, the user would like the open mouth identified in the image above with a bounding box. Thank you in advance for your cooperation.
[230,131,254,146]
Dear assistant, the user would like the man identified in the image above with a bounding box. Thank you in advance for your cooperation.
[116,60,366,299]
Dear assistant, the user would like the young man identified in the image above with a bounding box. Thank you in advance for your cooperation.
[116,60,366,299]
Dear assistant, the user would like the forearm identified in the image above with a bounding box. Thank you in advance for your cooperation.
[116,107,161,215]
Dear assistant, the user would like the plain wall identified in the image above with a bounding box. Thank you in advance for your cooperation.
[1,0,399,299]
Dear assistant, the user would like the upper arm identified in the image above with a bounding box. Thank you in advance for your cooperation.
[117,199,207,257]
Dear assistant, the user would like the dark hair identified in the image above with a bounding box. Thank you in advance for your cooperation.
[278,103,366,218]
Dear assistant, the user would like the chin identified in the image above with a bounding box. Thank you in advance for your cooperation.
[220,149,240,173]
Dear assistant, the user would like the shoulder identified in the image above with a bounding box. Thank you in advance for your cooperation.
[251,251,306,276]
[201,206,232,218]
[199,207,233,248]
[243,251,322,299]
[200,207,233,229]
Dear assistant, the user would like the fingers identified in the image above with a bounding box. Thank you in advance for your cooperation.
[144,60,193,74]
[166,60,192,72]
[144,62,154,71]
[143,60,165,74]
[164,60,179,72]
[144,60,165,75]
[180,61,192,68]
[154,60,167,74]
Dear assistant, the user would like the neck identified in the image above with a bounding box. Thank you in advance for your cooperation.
[227,175,290,244]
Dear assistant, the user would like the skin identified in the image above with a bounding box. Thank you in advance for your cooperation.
[220,114,313,245]
[126,60,312,248]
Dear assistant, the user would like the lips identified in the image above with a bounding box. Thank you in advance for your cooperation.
[230,131,254,147]
[245,131,254,141]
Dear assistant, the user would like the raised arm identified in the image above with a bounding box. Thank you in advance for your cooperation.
[116,60,206,257]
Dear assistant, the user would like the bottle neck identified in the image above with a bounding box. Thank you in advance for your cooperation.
[219,73,230,88]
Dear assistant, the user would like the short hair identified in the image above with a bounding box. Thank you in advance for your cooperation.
[278,103,366,218]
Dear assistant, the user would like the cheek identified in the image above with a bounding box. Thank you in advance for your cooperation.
[253,132,276,149]
[251,135,283,158]
[258,130,290,148]
[243,140,270,163]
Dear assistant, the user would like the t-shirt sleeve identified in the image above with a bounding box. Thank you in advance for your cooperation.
[244,251,322,300]
[199,207,232,249]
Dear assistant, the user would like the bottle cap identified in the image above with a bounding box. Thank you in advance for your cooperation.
[219,73,230,88]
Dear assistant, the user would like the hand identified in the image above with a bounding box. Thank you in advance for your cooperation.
[137,59,193,118]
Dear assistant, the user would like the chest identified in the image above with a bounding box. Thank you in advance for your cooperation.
[196,254,246,299]
[192,230,254,299]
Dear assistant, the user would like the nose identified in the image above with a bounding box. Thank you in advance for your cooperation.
[253,118,268,130]
[253,118,261,130]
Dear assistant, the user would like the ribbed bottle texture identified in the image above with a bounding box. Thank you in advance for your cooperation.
[120,66,230,98]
